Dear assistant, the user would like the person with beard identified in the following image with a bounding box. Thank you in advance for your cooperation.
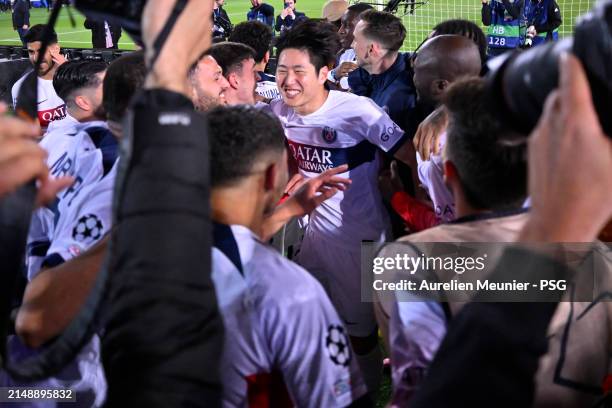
[188,52,229,111]
[25,60,110,292]
[327,2,372,90]
[208,42,259,106]
[5,60,114,408]
[11,25,68,132]
[247,0,274,28]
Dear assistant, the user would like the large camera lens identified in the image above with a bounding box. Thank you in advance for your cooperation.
[486,0,612,137]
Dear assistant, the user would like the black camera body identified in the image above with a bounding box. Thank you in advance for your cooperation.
[486,0,612,137]
[74,0,147,44]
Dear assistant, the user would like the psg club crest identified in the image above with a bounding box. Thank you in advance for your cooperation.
[321,126,338,144]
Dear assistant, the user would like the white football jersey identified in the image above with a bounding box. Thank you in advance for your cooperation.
[27,122,118,279]
[256,71,281,100]
[268,90,406,249]
[11,71,68,130]
[212,223,367,407]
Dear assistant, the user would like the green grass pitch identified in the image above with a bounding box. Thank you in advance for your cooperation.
[0,0,594,51]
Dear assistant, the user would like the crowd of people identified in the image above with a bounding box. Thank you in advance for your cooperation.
[1,0,611,407]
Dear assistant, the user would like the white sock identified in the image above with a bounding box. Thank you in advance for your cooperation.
[355,345,383,394]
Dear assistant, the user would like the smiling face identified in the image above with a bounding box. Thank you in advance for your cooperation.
[276,48,329,115]
[190,55,229,111]
[338,10,359,50]
[27,41,58,78]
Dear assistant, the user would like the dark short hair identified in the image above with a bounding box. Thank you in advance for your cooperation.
[103,51,146,122]
[52,60,107,102]
[432,19,487,67]
[209,42,257,77]
[228,21,273,64]
[444,77,527,210]
[347,2,373,14]
[359,10,405,52]
[275,19,341,72]
[23,24,58,44]
[208,106,286,188]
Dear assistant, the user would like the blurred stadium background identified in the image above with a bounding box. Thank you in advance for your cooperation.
[0,0,594,51]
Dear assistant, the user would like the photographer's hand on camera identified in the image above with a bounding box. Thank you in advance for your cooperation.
[142,0,214,96]
[521,54,612,243]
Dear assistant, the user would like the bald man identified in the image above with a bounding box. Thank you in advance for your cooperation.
[413,34,482,113]
[408,34,482,223]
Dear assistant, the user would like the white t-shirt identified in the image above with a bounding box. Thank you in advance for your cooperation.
[416,132,455,223]
[212,223,367,407]
[268,90,406,249]
[11,71,68,131]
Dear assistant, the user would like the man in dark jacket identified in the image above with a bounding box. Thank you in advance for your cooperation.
[275,0,306,33]
[84,18,122,49]
[12,0,30,47]
[213,0,232,39]
[247,0,274,28]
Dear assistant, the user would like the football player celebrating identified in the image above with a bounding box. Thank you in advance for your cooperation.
[209,105,368,407]
[268,20,416,393]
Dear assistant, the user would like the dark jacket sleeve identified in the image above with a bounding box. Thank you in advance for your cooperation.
[481,2,492,26]
[410,247,572,408]
[101,89,223,407]
[534,0,562,34]
[110,23,122,46]
[264,4,275,26]
[502,0,523,20]
[12,1,28,29]
[274,14,286,32]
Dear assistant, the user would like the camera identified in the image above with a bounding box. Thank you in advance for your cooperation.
[523,25,536,47]
[486,0,611,137]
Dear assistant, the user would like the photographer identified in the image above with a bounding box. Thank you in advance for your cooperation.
[212,0,232,39]
[482,0,524,57]
[410,53,612,408]
[523,0,561,48]
[275,0,306,33]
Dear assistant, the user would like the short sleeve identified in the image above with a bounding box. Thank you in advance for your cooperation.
[43,172,114,269]
[361,98,406,154]
[261,282,367,407]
